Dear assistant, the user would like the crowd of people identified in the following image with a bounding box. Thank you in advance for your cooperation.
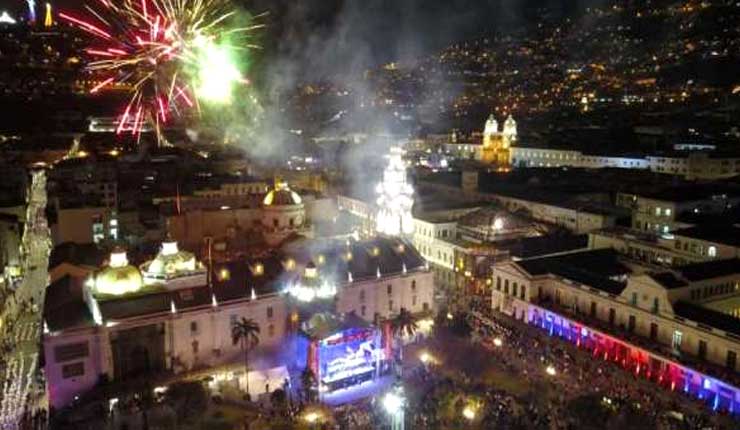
[468,309,735,429]
[333,399,383,430]
[0,288,46,430]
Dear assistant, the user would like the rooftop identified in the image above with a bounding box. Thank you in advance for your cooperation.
[515,248,630,296]
[648,272,689,290]
[496,234,589,259]
[673,301,740,337]
[43,237,427,331]
[675,258,740,282]
[672,225,740,247]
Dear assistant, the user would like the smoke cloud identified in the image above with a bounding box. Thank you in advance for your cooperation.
[226,0,606,195]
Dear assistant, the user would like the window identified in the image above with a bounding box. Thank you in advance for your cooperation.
[192,340,199,354]
[727,351,737,370]
[230,314,237,326]
[708,246,717,258]
[267,306,274,319]
[361,305,366,317]
[388,300,394,311]
[273,218,278,227]
[520,286,526,300]
[698,340,707,360]
[387,284,392,295]
[608,308,616,325]
[628,315,636,332]
[504,279,509,294]
[54,342,89,363]
[359,290,366,302]
[672,330,683,351]
[412,296,417,306]
[268,324,275,337]
[62,362,85,379]
[590,302,597,318]
[411,280,416,291]
[190,321,198,333]
[512,283,518,297]
[652,298,659,314]
[631,293,638,306]
[650,323,658,341]
[496,277,501,291]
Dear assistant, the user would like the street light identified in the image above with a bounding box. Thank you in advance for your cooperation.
[419,351,437,365]
[462,406,476,421]
[493,337,503,347]
[383,387,405,430]
[545,365,556,376]
[303,411,323,428]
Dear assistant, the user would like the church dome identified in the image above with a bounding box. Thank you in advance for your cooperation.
[93,250,144,296]
[263,180,302,206]
[141,240,201,284]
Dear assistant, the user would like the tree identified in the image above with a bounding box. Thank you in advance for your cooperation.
[390,307,418,374]
[231,317,260,399]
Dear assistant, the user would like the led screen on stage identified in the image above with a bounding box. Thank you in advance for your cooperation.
[318,327,385,389]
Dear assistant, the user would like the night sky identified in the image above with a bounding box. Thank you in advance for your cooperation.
[2,0,598,75]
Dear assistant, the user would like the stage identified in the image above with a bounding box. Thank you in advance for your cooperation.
[297,312,394,404]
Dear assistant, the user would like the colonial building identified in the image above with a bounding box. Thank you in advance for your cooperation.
[509,146,740,180]
[42,236,433,408]
[166,179,320,251]
[490,249,740,408]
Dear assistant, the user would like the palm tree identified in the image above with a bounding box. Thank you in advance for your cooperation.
[231,317,260,399]
[390,307,418,375]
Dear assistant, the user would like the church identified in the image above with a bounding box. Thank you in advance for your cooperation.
[480,114,517,167]
[42,148,435,409]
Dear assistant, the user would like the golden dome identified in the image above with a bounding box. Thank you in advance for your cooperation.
[94,251,144,296]
[263,180,302,206]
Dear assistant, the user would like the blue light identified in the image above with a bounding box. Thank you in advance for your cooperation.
[712,394,719,411]
[703,378,711,390]
[581,327,588,337]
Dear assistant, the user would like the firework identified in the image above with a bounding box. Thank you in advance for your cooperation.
[26,0,35,22]
[61,0,263,138]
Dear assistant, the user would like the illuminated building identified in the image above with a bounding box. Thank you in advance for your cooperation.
[376,147,414,236]
[165,177,321,251]
[480,113,516,167]
[489,248,740,414]
[43,236,433,408]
